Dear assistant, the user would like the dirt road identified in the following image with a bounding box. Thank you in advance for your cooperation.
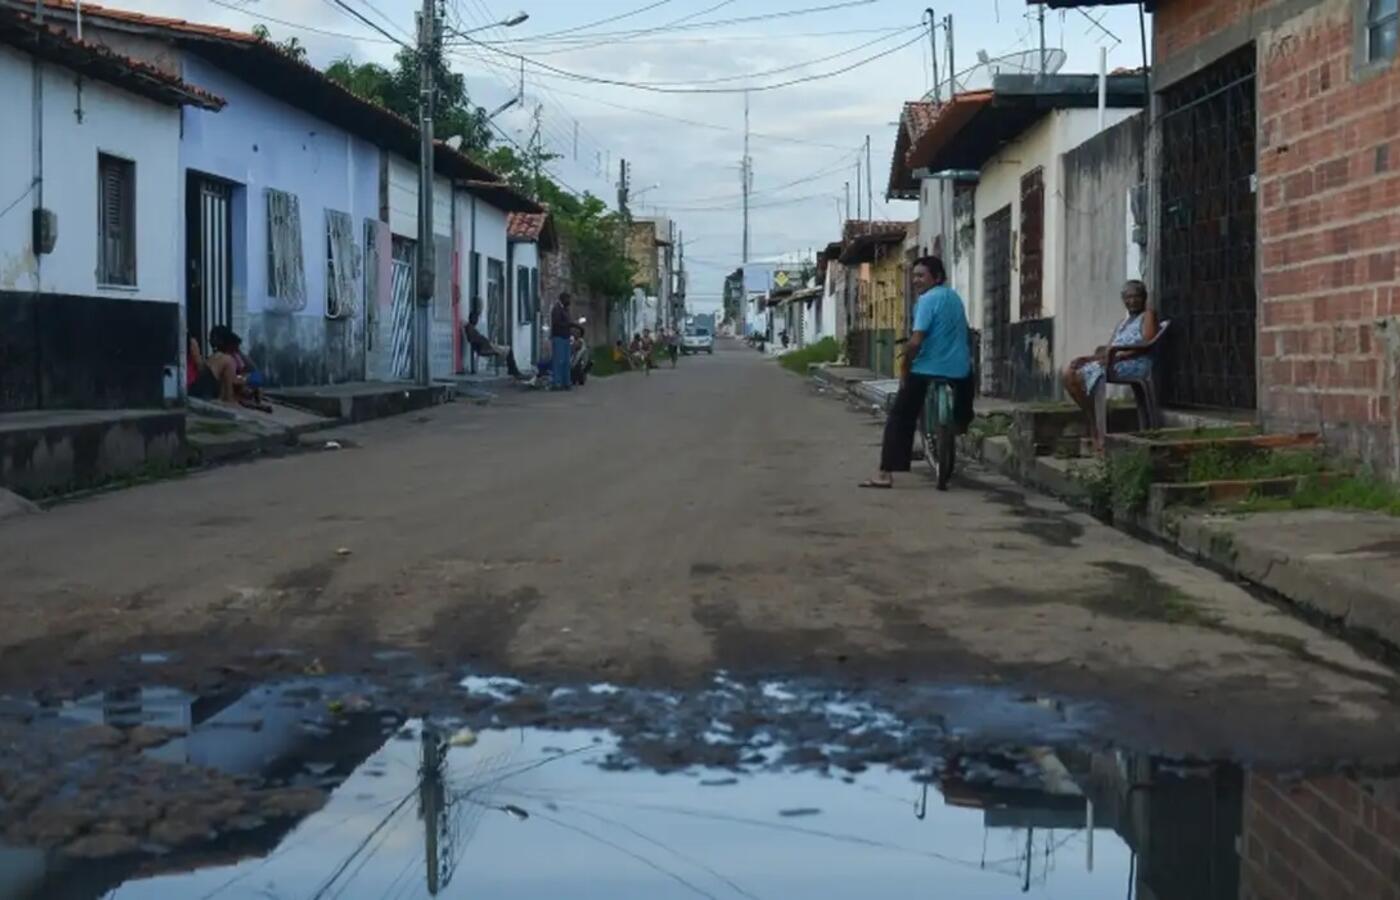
[2,342,1397,764]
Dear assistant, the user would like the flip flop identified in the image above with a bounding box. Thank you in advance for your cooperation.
[858,480,893,490]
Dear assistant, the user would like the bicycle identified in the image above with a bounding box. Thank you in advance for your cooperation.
[918,378,957,491]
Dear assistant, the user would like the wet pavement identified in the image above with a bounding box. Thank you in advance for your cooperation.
[3,671,1399,899]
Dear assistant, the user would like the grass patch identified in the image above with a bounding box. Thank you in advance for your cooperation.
[1142,424,1260,442]
[188,420,241,436]
[778,337,840,375]
[1184,447,1326,483]
[1077,448,1154,518]
[967,413,1012,440]
[590,346,626,378]
[1238,472,1400,517]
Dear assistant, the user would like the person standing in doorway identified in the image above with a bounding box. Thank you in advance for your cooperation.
[860,256,972,488]
[550,292,575,390]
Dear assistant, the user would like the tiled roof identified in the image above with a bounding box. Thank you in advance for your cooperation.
[507,212,548,242]
[842,220,909,244]
[887,100,941,199]
[904,90,995,172]
[0,5,224,108]
[25,0,509,186]
[34,0,259,43]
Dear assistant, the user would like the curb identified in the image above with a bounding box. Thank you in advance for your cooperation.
[810,370,1400,654]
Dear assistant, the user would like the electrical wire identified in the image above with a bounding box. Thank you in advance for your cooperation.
[204,0,400,43]
[455,27,930,94]
[322,0,408,47]
[498,0,679,44]
[514,0,738,58]
[465,0,882,46]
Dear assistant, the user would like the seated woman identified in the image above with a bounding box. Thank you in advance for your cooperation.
[1062,279,1158,452]
[612,339,632,371]
[225,331,272,412]
[190,326,239,405]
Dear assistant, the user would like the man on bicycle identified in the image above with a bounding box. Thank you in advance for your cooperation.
[861,255,972,489]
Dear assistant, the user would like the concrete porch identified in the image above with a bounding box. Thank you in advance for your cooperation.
[0,409,185,498]
[266,381,454,423]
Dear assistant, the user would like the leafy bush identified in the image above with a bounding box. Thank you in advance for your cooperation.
[779,338,840,375]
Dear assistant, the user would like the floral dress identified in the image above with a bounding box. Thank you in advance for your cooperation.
[1080,312,1151,394]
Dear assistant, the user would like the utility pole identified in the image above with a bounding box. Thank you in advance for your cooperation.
[844,181,850,222]
[741,90,751,264]
[572,120,579,161]
[1038,2,1047,78]
[618,158,630,340]
[528,103,544,199]
[414,0,439,387]
[945,14,956,95]
[865,135,873,222]
[926,8,940,103]
[419,725,445,895]
[855,159,862,219]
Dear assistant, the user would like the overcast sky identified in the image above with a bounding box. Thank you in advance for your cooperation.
[125,0,1150,312]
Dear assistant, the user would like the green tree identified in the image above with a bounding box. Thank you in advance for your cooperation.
[250,24,307,62]
[325,49,491,153]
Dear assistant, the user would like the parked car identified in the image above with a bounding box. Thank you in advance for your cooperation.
[682,327,714,355]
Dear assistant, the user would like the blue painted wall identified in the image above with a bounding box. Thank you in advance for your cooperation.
[179,56,382,387]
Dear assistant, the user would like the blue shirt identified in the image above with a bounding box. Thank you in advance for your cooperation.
[910,285,971,379]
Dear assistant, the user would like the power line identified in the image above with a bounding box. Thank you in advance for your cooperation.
[515,81,855,149]
[204,0,399,42]
[454,28,930,94]
[322,0,408,47]
[465,0,882,46]
[500,0,679,44]
[515,0,738,58]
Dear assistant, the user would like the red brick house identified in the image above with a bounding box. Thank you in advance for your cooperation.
[1037,0,1400,479]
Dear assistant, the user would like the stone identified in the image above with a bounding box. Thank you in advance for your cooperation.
[64,832,141,859]
[148,817,212,848]
[258,787,327,818]
[0,488,39,523]
[125,725,179,751]
[75,724,125,750]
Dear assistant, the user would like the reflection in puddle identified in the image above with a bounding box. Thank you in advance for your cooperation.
[83,724,1142,899]
[1,675,1398,899]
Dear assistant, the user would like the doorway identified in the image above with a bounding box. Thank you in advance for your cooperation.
[185,174,233,352]
[1158,45,1258,410]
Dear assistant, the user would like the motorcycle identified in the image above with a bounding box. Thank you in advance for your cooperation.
[524,318,591,389]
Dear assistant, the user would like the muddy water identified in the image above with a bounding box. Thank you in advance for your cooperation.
[2,673,1397,899]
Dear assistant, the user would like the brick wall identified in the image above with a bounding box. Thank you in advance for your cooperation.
[1158,0,1400,476]
[1240,772,1400,899]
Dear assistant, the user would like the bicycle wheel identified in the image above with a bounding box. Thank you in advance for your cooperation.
[918,390,939,476]
[935,385,956,491]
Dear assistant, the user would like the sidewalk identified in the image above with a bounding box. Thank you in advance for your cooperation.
[810,364,1400,651]
[186,398,336,464]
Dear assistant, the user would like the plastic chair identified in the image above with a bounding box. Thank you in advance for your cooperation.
[1094,319,1172,437]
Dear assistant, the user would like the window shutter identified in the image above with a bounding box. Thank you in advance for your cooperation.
[98,155,135,286]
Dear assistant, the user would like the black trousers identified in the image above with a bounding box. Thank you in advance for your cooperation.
[880,375,932,472]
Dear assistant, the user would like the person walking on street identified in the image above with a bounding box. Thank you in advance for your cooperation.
[861,256,973,489]
[550,292,575,390]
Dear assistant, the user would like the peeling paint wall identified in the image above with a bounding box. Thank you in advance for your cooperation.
[0,43,183,411]
[179,56,380,388]
[1061,114,1147,395]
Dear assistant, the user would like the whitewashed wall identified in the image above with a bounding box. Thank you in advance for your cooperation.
[0,45,182,302]
[509,240,540,370]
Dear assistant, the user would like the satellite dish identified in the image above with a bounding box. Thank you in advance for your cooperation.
[926,48,1068,100]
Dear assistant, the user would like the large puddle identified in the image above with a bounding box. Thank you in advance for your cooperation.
[2,673,1397,899]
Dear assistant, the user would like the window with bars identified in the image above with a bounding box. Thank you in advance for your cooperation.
[97,154,136,286]
[266,188,307,312]
[517,265,531,324]
[325,209,356,319]
[1370,0,1398,63]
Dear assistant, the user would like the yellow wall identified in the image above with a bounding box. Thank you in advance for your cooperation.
[870,247,907,372]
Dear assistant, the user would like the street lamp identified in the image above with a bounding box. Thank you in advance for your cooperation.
[449,11,529,37]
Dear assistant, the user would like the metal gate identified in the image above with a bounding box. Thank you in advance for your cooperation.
[983,206,1013,396]
[1019,168,1045,320]
[389,237,415,380]
[185,176,232,349]
[1158,45,1258,410]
